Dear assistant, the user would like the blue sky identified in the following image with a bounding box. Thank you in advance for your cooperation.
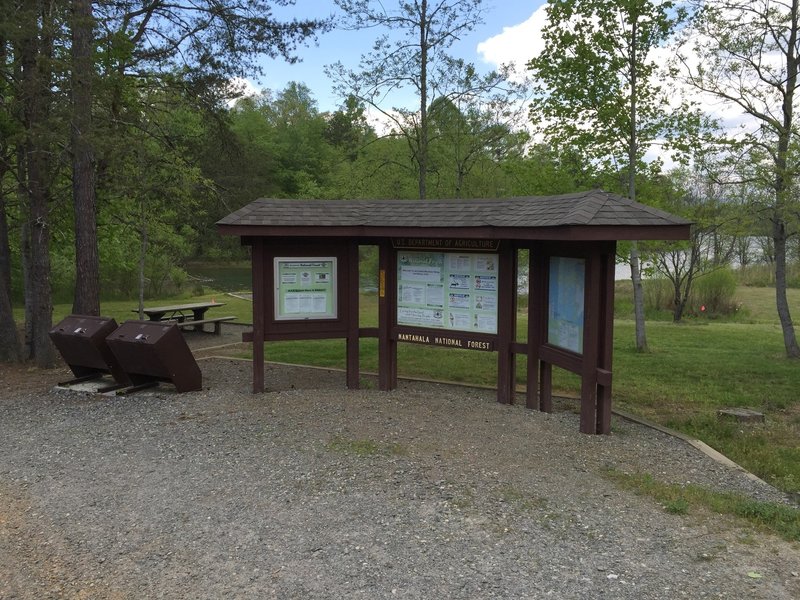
[248,1,548,111]
[243,1,752,145]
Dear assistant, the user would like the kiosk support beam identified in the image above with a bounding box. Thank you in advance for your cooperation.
[346,241,360,389]
[378,240,397,391]
[527,248,547,411]
[596,247,616,434]
[540,361,553,412]
[496,244,517,404]
[579,253,602,433]
[252,237,266,393]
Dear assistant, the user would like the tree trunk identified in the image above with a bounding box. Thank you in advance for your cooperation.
[771,0,800,358]
[0,286,20,363]
[25,154,55,368]
[0,28,21,362]
[137,201,148,319]
[0,175,12,298]
[672,275,685,323]
[773,218,800,357]
[417,0,428,200]
[19,164,33,360]
[70,0,100,315]
[672,299,685,323]
[19,0,55,368]
[0,179,22,363]
[673,270,694,323]
[630,243,648,351]
[26,153,55,368]
[627,19,647,351]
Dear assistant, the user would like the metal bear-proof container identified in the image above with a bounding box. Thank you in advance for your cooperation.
[49,315,130,385]
[105,321,202,392]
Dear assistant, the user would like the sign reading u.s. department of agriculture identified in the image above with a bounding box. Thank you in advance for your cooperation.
[396,250,499,335]
[392,238,500,251]
[274,257,337,320]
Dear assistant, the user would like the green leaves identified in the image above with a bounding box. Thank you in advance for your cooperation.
[329,0,521,198]
[528,0,698,175]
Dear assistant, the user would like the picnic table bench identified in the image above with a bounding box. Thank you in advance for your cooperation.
[133,302,235,334]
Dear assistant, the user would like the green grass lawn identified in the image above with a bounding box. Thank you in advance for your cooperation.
[34,286,800,496]
[612,319,800,495]
[19,291,257,327]
[735,285,800,322]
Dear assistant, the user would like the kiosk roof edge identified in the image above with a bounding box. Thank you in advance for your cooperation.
[216,189,690,242]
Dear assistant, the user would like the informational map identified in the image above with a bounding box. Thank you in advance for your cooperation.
[397,251,498,334]
[274,257,337,320]
[548,256,585,353]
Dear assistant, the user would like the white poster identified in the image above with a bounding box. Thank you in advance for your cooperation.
[448,292,471,309]
[400,284,426,304]
[475,255,498,272]
[398,307,444,327]
[474,274,497,291]
[400,265,442,283]
[474,313,497,333]
[275,257,337,320]
[448,254,472,271]
[397,250,499,334]
[474,294,496,311]
[448,273,471,289]
[426,284,444,307]
[449,312,471,329]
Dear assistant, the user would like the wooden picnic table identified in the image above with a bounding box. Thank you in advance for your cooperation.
[133,301,226,324]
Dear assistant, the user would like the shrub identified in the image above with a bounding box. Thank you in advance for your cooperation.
[638,270,739,320]
[614,279,634,318]
[735,264,775,287]
[735,263,800,288]
[643,277,674,313]
[691,268,738,316]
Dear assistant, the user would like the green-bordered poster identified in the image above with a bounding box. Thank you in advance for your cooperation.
[397,251,498,334]
[548,256,585,353]
[274,257,337,320]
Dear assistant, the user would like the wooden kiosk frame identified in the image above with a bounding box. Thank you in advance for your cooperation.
[218,190,690,434]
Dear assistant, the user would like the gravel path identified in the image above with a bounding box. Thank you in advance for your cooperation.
[1,351,798,599]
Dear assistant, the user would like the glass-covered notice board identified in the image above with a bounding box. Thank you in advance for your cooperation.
[274,257,337,320]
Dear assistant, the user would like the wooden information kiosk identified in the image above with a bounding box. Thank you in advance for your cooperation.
[217,190,690,434]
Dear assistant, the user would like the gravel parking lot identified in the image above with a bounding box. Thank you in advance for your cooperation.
[1,351,798,599]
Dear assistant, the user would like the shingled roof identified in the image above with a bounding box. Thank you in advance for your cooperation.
[217,189,690,241]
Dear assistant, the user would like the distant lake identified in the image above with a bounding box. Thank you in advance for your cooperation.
[187,262,251,293]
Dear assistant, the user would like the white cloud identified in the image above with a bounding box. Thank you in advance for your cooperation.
[476,7,549,77]
[225,77,261,107]
[474,6,748,171]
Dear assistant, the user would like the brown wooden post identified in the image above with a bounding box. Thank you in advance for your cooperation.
[378,240,397,391]
[537,251,553,413]
[539,361,552,412]
[596,243,616,434]
[579,252,602,433]
[388,242,398,389]
[527,247,545,410]
[496,243,517,404]
[346,240,360,389]
[251,238,266,393]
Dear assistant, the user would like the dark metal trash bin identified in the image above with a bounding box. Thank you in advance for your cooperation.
[49,315,131,386]
[106,321,202,393]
